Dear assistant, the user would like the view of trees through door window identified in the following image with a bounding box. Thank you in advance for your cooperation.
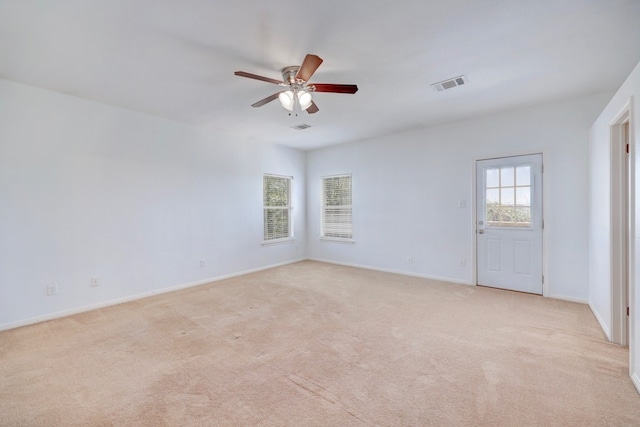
[485,165,531,227]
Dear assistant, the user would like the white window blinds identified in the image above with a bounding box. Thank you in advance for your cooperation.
[321,174,352,240]
[263,174,292,241]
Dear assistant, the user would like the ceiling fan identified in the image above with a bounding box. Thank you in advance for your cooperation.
[234,54,358,114]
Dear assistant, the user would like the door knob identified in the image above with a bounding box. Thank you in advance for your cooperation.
[478,229,485,234]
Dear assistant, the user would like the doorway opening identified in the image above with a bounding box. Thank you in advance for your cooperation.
[611,104,631,347]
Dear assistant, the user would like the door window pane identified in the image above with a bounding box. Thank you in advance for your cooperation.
[486,168,500,187]
[485,164,532,227]
[515,207,531,223]
[486,205,501,222]
[500,167,515,186]
[501,188,515,206]
[516,187,530,206]
[501,207,516,223]
[486,188,499,204]
[516,166,530,186]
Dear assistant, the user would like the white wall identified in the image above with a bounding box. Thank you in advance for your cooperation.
[589,60,640,392]
[307,93,611,301]
[0,79,306,330]
[3,69,637,389]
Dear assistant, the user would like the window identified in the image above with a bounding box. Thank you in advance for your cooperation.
[485,165,531,227]
[263,174,292,242]
[321,174,352,240]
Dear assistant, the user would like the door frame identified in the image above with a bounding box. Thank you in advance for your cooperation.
[610,100,632,346]
[472,151,547,296]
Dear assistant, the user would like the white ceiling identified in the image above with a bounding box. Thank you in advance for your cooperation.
[1,0,639,151]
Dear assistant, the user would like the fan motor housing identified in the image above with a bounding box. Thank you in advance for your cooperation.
[281,66,300,84]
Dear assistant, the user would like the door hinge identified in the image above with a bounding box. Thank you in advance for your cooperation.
[542,220,545,230]
[542,275,545,284]
[626,143,630,154]
[628,306,630,316]
[541,164,544,173]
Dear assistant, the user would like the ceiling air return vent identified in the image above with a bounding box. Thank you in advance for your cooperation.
[291,123,312,130]
[431,75,466,92]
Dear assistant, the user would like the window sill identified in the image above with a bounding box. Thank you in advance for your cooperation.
[262,238,295,246]
[320,237,355,244]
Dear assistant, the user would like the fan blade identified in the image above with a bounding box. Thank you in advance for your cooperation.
[306,101,319,114]
[251,92,282,108]
[311,84,358,94]
[235,71,283,85]
[295,54,323,82]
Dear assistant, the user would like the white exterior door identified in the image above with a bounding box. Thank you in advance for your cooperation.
[476,154,543,294]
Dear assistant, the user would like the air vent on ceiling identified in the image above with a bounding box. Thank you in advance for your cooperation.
[291,123,312,130]
[431,75,466,92]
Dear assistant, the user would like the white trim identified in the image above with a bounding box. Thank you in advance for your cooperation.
[628,95,637,393]
[541,148,549,298]
[321,173,352,179]
[262,237,295,246]
[264,173,294,180]
[319,237,355,244]
[632,372,640,394]
[310,258,583,303]
[610,99,633,126]
[471,156,478,287]
[546,294,588,304]
[589,301,612,341]
[610,104,631,346]
[308,257,474,286]
[0,258,305,332]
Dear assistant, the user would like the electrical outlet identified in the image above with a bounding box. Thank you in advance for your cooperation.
[47,283,58,296]
[459,259,466,267]
[91,277,99,287]
[407,256,413,264]
[199,259,205,268]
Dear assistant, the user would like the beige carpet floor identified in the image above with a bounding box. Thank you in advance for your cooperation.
[1,261,639,426]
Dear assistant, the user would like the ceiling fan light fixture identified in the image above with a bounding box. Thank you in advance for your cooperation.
[297,90,313,110]
[235,54,358,115]
[279,90,294,111]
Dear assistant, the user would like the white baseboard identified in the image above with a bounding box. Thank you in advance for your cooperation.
[547,293,588,304]
[310,259,594,305]
[0,258,602,332]
[588,300,612,341]
[0,258,306,332]
[307,257,474,286]
[632,372,640,395]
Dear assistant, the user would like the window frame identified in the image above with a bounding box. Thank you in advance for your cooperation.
[263,174,294,245]
[484,164,533,229]
[321,174,354,242]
